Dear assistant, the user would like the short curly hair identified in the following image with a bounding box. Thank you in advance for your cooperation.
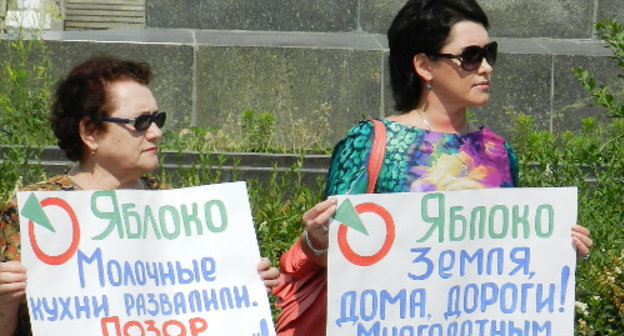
[387,0,489,113]
[50,56,152,162]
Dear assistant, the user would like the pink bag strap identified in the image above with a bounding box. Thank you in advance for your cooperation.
[367,119,386,193]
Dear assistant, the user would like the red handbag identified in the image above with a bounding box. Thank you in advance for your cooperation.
[273,120,386,336]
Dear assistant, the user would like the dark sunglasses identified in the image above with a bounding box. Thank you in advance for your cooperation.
[427,41,498,71]
[101,112,167,131]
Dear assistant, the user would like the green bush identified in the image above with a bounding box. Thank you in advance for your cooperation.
[514,18,624,336]
[160,105,333,155]
[510,114,624,335]
[569,19,624,336]
[0,33,54,203]
[247,161,324,263]
[574,20,624,120]
[0,36,54,145]
[241,110,276,152]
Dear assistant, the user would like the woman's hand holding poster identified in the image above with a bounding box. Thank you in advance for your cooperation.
[327,187,577,335]
[17,181,275,336]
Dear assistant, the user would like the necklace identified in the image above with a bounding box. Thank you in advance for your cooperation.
[418,110,470,176]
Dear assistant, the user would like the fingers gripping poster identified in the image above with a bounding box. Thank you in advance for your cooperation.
[327,187,577,335]
[17,181,275,336]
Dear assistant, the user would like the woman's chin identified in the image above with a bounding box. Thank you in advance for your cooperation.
[468,96,490,108]
[140,158,159,175]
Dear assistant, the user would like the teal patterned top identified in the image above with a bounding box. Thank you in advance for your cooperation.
[325,119,518,197]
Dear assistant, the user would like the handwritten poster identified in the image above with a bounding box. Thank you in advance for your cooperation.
[18,181,275,336]
[327,187,577,335]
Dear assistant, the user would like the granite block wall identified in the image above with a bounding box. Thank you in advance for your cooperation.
[24,28,616,143]
[193,31,384,140]
[145,0,358,32]
[146,0,622,39]
[39,30,195,129]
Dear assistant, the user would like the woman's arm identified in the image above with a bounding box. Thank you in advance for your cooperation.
[299,198,338,268]
[0,199,28,336]
[302,121,375,267]
[0,261,27,336]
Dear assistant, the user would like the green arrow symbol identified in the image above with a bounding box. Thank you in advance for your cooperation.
[21,193,55,232]
[333,199,369,236]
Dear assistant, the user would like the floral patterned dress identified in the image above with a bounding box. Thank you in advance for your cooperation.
[325,118,518,196]
[274,118,518,336]
[0,174,165,336]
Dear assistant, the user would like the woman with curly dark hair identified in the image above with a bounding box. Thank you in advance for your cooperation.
[0,56,279,336]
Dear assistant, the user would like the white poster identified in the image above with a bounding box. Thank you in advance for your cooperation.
[18,181,275,336]
[328,187,577,335]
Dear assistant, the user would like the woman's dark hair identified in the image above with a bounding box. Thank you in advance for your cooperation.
[51,56,152,161]
[387,0,489,112]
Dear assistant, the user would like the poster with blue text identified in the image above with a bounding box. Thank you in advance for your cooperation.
[18,181,275,336]
[327,187,577,335]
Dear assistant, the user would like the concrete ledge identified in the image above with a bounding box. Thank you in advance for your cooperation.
[10,29,619,144]
[0,146,331,186]
[0,146,601,187]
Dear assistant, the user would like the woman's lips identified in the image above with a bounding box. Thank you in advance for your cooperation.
[474,81,490,90]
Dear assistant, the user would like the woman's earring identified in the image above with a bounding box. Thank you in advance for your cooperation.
[426,82,433,90]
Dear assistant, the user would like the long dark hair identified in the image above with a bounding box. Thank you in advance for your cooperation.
[387,0,489,112]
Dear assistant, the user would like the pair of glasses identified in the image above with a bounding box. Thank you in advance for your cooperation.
[101,112,167,131]
[427,41,498,71]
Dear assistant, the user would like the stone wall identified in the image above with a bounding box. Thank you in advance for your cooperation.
[3,0,621,146]
[146,0,624,38]
[37,28,621,143]
[144,0,624,142]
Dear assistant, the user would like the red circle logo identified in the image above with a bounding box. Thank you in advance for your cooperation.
[28,197,81,265]
[337,202,395,266]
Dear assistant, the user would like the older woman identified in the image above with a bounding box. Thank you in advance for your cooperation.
[0,57,279,336]
[273,0,593,335]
